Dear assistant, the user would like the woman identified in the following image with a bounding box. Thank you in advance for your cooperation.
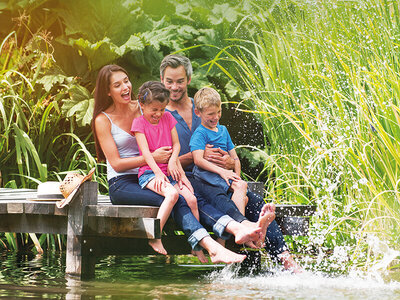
[91,64,264,263]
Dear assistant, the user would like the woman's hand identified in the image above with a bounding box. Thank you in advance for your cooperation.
[219,169,241,186]
[152,146,172,164]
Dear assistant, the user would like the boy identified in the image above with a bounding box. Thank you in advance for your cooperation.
[190,87,248,214]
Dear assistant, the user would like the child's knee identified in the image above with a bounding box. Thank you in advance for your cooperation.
[165,187,179,203]
[187,194,198,208]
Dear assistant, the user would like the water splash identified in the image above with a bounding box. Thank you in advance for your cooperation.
[203,267,400,300]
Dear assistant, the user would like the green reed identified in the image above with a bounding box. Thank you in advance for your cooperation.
[211,0,400,267]
[0,29,101,250]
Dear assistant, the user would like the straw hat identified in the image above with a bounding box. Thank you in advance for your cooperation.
[56,168,96,208]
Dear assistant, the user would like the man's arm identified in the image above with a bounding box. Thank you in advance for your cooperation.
[203,144,235,170]
[178,152,194,168]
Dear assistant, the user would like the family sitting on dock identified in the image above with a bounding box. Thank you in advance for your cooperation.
[92,55,301,272]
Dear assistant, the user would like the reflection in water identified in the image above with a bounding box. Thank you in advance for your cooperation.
[0,251,399,299]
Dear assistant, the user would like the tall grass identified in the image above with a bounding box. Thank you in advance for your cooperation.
[0,28,103,251]
[211,0,400,268]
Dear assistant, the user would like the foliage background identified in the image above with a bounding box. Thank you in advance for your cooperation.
[1,0,399,271]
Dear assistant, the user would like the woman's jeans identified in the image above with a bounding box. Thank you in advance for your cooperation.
[108,174,233,250]
[189,174,288,260]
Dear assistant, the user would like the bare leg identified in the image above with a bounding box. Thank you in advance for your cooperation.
[199,236,246,264]
[146,180,179,255]
[174,184,200,221]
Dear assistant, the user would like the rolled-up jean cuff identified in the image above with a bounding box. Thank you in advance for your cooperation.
[188,228,209,251]
[213,215,234,240]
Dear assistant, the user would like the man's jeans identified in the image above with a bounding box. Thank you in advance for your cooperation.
[188,174,288,259]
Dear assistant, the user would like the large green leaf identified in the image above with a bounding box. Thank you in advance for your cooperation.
[37,74,74,92]
[70,36,145,71]
[62,85,94,127]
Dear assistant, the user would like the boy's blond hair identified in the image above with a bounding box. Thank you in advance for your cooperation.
[194,87,221,111]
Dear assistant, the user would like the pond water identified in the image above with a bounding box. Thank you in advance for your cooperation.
[1,251,400,299]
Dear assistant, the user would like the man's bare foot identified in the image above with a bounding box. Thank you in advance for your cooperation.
[256,203,276,247]
[279,250,303,273]
[148,239,167,255]
[192,250,209,263]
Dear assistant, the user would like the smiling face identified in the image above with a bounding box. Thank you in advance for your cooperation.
[141,100,168,125]
[196,104,222,131]
[161,65,191,103]
[108,71,132,104]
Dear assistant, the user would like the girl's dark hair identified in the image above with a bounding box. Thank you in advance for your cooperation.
[91,64,131,162]
[138,81,170,105]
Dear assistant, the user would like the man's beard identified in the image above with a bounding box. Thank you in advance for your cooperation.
[170,89,187,103]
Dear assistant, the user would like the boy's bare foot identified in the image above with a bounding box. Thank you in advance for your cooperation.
[192,250,209,263]
[256,203,275,247]
[148,239,167,255]
[279,250,303,273]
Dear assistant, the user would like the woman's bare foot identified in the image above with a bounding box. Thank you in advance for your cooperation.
[279,250,303,273]
[192,250,209,263]
[148,239,167,255]
[230,223,261,245]
[200,236,246,264]
[256,203,275,247]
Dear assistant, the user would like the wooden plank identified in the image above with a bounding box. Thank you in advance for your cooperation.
[87,205,158,218]
[0,214,67,234]
[65,181,98,279]
[82,235,191,256]
[86,217,160,239]
[7,202,24,213]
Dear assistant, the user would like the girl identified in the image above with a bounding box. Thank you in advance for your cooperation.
[131,81,199,255]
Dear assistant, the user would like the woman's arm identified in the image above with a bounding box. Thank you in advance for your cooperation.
[95,114,171,172]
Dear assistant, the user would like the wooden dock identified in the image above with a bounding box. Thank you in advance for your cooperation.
[0,182,315,279]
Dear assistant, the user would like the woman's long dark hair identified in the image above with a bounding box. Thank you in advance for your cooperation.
[91,64,129,162]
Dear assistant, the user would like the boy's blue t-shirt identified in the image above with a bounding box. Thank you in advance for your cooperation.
[190,124,235,153]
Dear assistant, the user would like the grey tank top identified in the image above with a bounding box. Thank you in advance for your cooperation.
[102,112,140,180]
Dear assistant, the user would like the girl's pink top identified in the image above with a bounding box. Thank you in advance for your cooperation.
[131,111,177,177]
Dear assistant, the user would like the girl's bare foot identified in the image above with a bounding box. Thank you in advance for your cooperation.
[148,239,167,255]
[192,250,209,263]
[256,203,275,247]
